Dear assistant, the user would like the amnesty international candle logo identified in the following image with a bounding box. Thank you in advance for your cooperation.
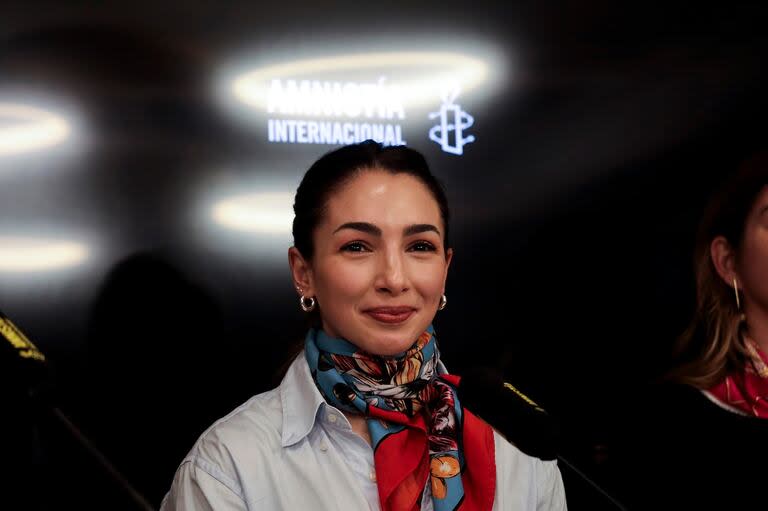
[264,77,477,154]
[428,86,475,155]
[226,51,496,155]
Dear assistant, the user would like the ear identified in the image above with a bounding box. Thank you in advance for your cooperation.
[441,248,454,293]
[710,236,740,288]
[288,247,314,296]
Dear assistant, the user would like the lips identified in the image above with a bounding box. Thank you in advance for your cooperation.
[363,306,416,324]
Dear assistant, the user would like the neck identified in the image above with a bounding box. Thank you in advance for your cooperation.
[342,411,372,446]
[745,303,768,354]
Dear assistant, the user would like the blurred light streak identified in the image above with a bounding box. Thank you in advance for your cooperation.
[211,191,294,234]
[0,103,71,156]
[230,51,492,112]
[0,236,89,272]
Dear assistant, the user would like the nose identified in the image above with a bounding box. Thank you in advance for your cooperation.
[375,248,409,295]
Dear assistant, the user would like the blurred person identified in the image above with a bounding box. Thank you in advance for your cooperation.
[82,253,228,507]
[161,141,567,510]
[613,153,768,509]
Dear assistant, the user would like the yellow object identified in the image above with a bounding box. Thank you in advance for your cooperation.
[503,382,545,413]
[0,317,46,361]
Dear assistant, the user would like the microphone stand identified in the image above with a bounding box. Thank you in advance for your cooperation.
[44,403,157,511]
[557,455,628,511]
[1,310,156,511]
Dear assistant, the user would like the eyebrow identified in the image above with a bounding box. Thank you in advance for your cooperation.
[332,222,441,237]
[333,222,382,236]
[403,223,441,237]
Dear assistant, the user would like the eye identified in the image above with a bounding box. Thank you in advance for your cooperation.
[341,241,370,253]
[408,241,437,252]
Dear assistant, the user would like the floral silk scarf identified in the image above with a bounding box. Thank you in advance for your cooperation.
[707,336,768,418]
[305,325,495,511]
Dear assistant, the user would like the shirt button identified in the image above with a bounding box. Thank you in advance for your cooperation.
[328,413,338,424]
[369,471,377,482]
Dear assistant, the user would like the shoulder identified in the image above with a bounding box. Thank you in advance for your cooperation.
[641,381,756,424]
[610,382,768,509]
[193,387,283,460]
[492,431,567,510]
[207,386,283,437]
[182,387,285,492]
[161,387,286,509]
[492,430,562,484]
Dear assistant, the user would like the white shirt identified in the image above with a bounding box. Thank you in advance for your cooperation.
[161,355,567,510]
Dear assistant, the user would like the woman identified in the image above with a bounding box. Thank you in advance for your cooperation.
[162,141,566,510]
[613,153,768,509]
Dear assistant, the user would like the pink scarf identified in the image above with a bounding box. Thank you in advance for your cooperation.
[706,336,768,418]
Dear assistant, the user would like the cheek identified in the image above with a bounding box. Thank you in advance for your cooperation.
[315,259,373,300]
[410,261,447,296]
[741,229,768,298]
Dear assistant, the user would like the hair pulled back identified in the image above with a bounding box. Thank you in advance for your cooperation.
[292,140,451,261]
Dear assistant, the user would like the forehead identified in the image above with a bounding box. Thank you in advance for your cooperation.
[748,185,768,216]
[323,170,442,227]
[755,185,768,205]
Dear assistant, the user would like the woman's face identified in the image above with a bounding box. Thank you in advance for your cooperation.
[737,185,768,317]
[290,169,452,356]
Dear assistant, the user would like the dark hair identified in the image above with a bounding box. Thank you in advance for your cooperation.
[292,140,451,261]
[669,152,768,387]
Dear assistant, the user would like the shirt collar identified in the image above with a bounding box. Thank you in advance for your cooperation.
[279,352,327,447]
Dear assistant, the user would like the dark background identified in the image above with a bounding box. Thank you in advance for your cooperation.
[1,1,767,509]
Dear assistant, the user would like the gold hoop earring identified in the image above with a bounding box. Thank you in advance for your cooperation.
[300,295,316,312]
[438,294,447,311]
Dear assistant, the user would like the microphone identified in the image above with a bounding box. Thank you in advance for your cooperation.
[457,366,629,511]
[457,366,559,461]
[0,310,46,362]
[0,309,52,402]
[0,308,156,511]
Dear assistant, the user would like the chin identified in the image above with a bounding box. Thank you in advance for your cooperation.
[363,326,424,356]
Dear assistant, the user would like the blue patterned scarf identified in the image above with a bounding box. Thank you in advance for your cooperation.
[305,325,478,511]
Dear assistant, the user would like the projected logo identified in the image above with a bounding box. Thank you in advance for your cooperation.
[266,77,407,146]
[227,51,494,155]
[428,86,475,155]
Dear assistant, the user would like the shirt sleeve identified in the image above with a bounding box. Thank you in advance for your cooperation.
[536,460,567,511]
[161,458,247,511]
